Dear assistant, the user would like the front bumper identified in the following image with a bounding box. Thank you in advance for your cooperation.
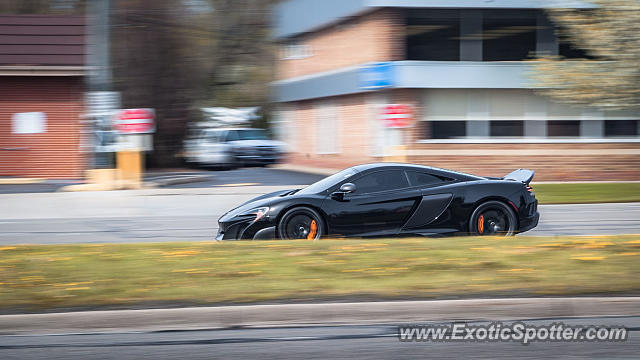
[217,218,277,240]
[235,155,281,164]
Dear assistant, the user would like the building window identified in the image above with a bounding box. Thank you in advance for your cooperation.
[547,120,581,137]
[314,101,340,154]
[281,42,313,60]
[405,10,460,61]
[605,120,638,137]
[274,107,295,152]
[420,89,640,142]
[559,41,590,59]
[482,11,537,61]
[431,121,466,139]
[490,121,524,137]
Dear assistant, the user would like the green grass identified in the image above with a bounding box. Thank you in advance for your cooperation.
[1,235,640,311]
[533,183,640,204]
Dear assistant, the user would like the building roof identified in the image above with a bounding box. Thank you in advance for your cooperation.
[0,15,85,66]
[274,0,596,39]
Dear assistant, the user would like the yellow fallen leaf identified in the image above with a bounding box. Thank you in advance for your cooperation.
[572,256,605,261]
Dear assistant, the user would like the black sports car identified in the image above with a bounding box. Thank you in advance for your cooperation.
[217,163,539,240]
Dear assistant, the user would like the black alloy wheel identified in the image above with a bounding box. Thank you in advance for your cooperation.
[469,201,517,236]
[277,207,324,240]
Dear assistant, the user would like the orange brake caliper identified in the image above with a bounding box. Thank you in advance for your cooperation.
[307,220,318,240]
[478,215,485,234]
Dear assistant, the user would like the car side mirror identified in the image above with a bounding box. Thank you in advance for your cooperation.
[331,183,356,201]
[340,183,356,193]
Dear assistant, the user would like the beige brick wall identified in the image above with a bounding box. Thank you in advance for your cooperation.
[283,89,640,181]
[338,95,371,159]
[285,93,374,165]
[277,9,403,80]
[408,143,640,181]
[284,89,418,169]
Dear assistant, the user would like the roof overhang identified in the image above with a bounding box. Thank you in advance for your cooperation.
[0,65,86,76]
[274,0,596,39]
[272,61,536,103]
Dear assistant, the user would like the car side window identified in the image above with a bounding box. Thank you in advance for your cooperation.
[352,170,409,194]
[406,171,448,187]
[206,130,219,143]
[225,131,238,142]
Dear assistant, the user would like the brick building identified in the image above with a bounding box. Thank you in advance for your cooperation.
[0,15,86,179]
[272,0,640,180]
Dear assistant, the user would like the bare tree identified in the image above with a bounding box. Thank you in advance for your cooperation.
[532,0,640,111]
[111,0,276,166]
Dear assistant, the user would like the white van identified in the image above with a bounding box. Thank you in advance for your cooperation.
[184,128,286,168]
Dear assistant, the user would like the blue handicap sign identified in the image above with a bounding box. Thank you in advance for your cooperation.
[359,62,395,90]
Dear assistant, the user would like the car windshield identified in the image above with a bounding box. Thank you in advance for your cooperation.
[235,129,269,140]
[297,168,357,194]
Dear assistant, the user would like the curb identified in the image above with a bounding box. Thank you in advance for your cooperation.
[57,175,213,192]
[1,297,638,335]
[144,174,213,188]
[272,164,338,176]
[0,178,46,185]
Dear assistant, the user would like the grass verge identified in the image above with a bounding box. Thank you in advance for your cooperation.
[1,235,639,312]
[533,183,640,204]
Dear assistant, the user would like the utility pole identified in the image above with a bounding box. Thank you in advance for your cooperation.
[86,0,118,168]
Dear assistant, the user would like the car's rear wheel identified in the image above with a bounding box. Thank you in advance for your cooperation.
[277,207,324,240]
[469,201,517,236]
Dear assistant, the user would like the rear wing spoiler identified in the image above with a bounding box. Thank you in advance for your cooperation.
[503,169,535,185]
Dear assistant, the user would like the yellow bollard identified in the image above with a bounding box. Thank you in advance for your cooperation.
[116,150,143,189]
[383,145,407,163]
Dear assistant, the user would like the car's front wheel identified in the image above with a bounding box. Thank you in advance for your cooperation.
[469,201,517,236]
[277,207,324,240]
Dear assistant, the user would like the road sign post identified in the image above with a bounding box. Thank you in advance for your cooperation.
[378,104,414,128]
[112,108,155,189]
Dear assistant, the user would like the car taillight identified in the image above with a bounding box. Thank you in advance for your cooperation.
[526,185,533,193]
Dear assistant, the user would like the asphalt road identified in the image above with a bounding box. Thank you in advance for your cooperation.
[0,168,325,194]
[1,316,637,359]
[0,167,639,244]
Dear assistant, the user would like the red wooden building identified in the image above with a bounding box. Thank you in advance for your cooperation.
[0,15,87,179]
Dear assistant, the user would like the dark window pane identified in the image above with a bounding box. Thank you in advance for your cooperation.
[225,131,238,142]
[431,121,466,139]
[490,121,524,137]
[406,171,445,187]
[559,41,590,59]
[418,121,431,139]
[353,170,409,194]
[406,10,460,61]
[605,120,638,137]
[483,13,537,61]
[557,23,592,59]
[547,120,580,137]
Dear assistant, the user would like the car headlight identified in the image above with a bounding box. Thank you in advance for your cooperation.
[239,207,269,222]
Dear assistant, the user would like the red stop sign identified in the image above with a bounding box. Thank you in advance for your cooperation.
[380,104,413,128]
[113,109,155,134]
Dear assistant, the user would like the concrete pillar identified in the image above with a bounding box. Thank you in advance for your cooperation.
[525,94,547,137]
[537,12,559,56]
[581,120,604,138]
[524,120,547,138]
[466,91,489,137]
[460,10,483,61]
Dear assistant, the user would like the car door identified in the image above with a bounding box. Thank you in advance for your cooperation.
[324,169,421,237]
[198,130,226,164]
[401,171,455,232]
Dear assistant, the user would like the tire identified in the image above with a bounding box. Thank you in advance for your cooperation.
[277,207,325,240]
[469,201,517,236]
